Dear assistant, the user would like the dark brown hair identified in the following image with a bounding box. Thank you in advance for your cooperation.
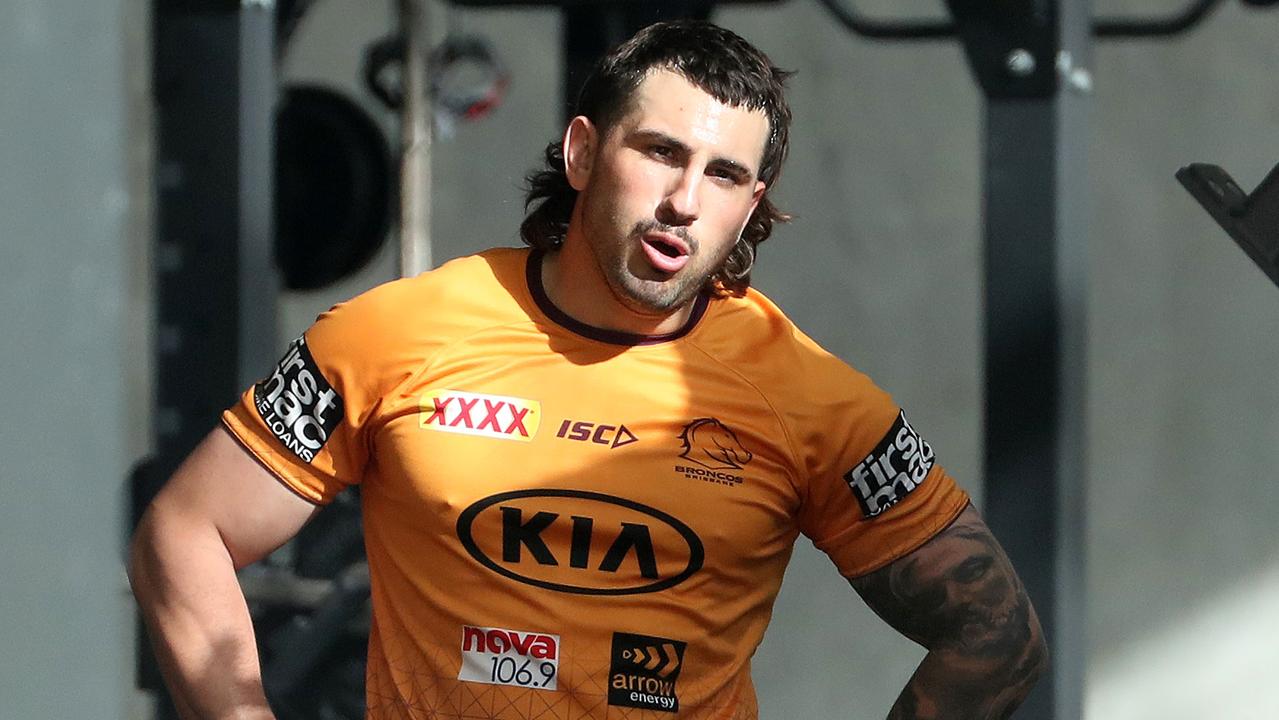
[520,20,793,296]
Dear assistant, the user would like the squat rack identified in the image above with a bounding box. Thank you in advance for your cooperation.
[139,1,1269,718]
[444,3,1255,719]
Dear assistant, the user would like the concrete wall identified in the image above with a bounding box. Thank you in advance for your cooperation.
[282,7,970,710]
[1084,4,1279,717]
[282,1,1279,718]
[0,0,150,717]
[4,0,1276,717]
[283,1,980,714]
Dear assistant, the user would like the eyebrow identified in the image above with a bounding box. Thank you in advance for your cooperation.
[630,128,756,182]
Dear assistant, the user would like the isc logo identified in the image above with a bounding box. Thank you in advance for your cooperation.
[457,490,704,596]
[555,419,638,449]
[420,389,541,441]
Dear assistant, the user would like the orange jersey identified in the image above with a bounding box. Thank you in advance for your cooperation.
[223,247,969,719]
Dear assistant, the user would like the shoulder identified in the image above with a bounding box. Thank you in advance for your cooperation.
[694,287,877,394]
[341,247,527,314]
[301,247,533,394]
[692,287,899,473]
[313,247,531,343]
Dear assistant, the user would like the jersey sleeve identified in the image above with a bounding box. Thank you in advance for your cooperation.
[783,331,970,579]
[222,283,413,504]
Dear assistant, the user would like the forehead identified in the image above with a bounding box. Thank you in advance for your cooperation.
[617,69,770,173]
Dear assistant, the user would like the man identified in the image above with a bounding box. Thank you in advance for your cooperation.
[130,20,1046,720]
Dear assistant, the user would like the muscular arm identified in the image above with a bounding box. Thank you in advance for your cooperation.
[850,504,1047,720]
[129,427,320,720]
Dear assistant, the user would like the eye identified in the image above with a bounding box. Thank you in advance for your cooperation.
[706,167,743,186]
[952,555,994,584]
[647,144,675,160]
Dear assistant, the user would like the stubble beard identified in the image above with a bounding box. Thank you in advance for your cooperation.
[583,207,729,317]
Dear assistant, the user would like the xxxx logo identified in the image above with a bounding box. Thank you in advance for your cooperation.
[420,390,542,441]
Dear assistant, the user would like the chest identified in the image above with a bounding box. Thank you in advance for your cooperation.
[366,348,802,593]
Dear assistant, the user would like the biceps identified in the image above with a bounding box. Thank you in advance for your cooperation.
[143,426,320,568]
[849,504,1039,658]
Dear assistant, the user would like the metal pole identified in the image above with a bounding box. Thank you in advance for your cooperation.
[561,1,713,124]
[398,0,433,276]
[237,0,279,389]
[949,2,1089,717]
[940,2,1088,717]
[144,4,278,715]
[1052,7,1091,719]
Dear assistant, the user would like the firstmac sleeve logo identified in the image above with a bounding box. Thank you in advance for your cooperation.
[843,410,936,518]
[420,390,541,441]
[253,336,344,463]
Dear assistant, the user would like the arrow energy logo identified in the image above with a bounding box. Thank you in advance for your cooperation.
[608,632,686,713]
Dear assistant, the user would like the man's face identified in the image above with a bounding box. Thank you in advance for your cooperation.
[893,530,1029,658]
[568,70,769,315]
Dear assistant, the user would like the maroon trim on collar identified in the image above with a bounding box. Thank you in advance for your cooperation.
[526,250,709,346]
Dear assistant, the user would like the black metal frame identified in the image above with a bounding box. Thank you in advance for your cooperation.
[815,1,1234,718]
[138,2,278,717]
[140,1,1261,718]
[814,0,1225,40]
[1179,161,1279,288]
[451,0,775,120]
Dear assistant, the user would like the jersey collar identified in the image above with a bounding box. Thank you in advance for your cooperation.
[526,249,709,346]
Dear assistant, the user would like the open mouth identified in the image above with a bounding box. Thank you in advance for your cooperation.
[640,233,691,273]
[646,236,684,258]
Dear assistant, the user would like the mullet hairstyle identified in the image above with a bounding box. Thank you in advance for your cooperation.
[519,20,793,297]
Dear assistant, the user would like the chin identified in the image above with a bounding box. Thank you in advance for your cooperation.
[612,275,686,314]
[608,247,710,314]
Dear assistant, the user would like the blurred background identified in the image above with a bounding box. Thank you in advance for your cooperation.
[2,0,1278,718]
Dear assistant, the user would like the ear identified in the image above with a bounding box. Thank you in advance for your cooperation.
[749,179,766,213]
[736,180,767,236]
[563,116,597,192]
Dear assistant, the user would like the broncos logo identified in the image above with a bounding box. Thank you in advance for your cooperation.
[678,418,753,470]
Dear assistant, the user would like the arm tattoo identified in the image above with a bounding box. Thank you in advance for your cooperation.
[851,505,1046,719]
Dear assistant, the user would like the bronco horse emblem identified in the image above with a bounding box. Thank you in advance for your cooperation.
[677,418,753,470]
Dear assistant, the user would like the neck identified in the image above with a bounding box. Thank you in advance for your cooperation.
[540,229,695,338]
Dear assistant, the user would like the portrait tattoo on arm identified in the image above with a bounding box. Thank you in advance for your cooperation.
[849,504,1047,720]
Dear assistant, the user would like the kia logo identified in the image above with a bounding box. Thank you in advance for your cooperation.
[456,489,704,595]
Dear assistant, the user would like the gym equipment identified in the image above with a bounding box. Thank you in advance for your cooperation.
[275,85,393,291]
[140,2,1279,719]
[1179,162,1279,288]
[139,3,278,717]
[394,0,433,277]
[812,1,1276,717]
[451,0,780,121]
[363,33,509,125]
[364,4,512,276]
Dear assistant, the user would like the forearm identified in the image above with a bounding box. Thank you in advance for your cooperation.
[849,505,1049,720]
[885,639,1046,720]
[129,506,274,720]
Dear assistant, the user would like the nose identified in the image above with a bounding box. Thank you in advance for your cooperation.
[657,168,702,226]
